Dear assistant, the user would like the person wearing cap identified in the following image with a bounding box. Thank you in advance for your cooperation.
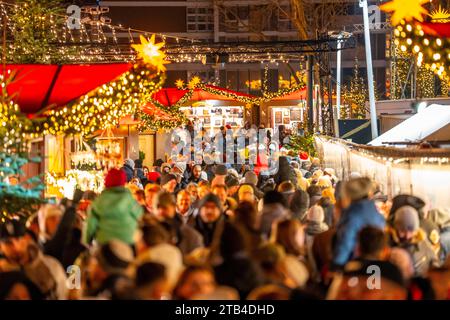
[331,177,385,270]
[387,205,440,276]
[89,239,134,299]
[121,159,135,183]
[305,205,329,237]
[154,191,204,255]
[84,168,144,246]
[388,194,440,250]
[192,194,225,247]
[172,162,188,189]
[211,164,228,187]
[160,173,178,194]
[0,219,68,299]
[238,184,257,205]
[244,171,264,199]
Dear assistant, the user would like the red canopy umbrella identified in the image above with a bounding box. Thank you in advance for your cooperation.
[148,85,256,109]
[418,22,450,37]
[4,63,132,114]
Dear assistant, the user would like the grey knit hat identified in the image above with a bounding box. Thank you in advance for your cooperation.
[394,205,420,232]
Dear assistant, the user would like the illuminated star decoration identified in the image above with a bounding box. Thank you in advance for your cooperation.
[429,5,450,23]
[380,0,428,26]
[188,76,201,89]
[132,35,170,73]
[175,79,185,89]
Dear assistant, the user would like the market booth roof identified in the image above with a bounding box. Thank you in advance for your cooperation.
[369,104,450,147]
[271,88,307,101]
[148,85,256,107]
[5,63,132,114]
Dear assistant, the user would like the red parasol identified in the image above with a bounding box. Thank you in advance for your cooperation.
[4,63,132,114]
[417,22,450,37]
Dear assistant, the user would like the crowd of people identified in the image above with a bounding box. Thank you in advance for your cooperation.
[1,151,450,300]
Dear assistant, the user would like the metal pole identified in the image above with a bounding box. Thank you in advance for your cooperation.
[307,55,314,133]
[360,0,378,139]
[335,34,342,137]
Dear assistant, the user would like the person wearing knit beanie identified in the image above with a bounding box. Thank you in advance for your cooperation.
[84,170,143,245]
[97,239,134,275]
[394,206,420,239]
[390,205,439,276]
[104,168,127,188]
[193,193,225,247]
[305,205,329,236]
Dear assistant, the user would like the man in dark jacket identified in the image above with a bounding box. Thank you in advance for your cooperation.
[192,194,225,247]
[331,177,386,270]
[154,191,204,255]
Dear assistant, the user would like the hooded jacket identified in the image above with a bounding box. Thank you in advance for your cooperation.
[332,199,385,268]
[84,187,143,245]
[387,227,440,276]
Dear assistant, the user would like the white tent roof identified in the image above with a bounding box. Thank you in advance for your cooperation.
[369,104,450,146]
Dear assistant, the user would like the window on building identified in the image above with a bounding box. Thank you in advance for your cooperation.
[187,6,214,32]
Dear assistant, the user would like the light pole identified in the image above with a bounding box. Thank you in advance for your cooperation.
[360,0,379,139]
[335,33,342,138]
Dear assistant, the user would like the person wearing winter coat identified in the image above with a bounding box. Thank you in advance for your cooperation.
[84,168,144,246]
[121,159,135,183]
[154,191,204,256]
[274,156,297,187]
[331,177,386,270]
[192,194,226,247]
[387,205,440,276]
[0,220,67,300]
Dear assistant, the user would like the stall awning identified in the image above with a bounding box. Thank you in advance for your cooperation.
[369,104,450,147]
[5,63,132,114]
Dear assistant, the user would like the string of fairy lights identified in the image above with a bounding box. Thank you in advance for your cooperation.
[382,0,450,81]
[0,0,199,64]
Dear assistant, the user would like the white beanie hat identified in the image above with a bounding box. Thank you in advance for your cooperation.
[307,205,325,223]
[200,171,208,181]
[38,204,63,240]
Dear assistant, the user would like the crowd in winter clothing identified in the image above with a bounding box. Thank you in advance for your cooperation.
[2,153,450,300]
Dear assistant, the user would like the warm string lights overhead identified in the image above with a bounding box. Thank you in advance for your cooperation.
[0,0,198,64]
[382,0,450,81]
[38,63,166,136]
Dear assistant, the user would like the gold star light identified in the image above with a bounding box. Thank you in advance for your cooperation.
[381,0,428,26]
[188,76,201,89]
[132,35,170,73]
[175,79,185,89]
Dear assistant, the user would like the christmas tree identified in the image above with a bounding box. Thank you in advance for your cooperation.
[342,59,378,119]
[6,0,67,64]
[285,133,317,158]
[390,39,437,99]
[0,73,46,222]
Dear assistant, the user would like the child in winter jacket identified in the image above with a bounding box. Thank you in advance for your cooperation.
[84,168,143,245]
